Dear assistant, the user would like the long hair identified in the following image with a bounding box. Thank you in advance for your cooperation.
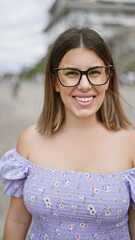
[36,27,131,136]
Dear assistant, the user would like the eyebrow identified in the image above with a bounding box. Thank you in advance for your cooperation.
[54,65,107,71]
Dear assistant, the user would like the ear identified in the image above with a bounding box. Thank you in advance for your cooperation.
[51,74,60,92]
[105,79,110,91]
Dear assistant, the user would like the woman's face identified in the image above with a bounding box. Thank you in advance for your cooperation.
[54,47,109,121]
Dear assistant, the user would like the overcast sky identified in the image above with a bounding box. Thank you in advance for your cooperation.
[0,0,55,74]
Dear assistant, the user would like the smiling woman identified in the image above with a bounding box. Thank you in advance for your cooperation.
[37,27,130,135]
[0,27,135,240]
[53,47,110,120]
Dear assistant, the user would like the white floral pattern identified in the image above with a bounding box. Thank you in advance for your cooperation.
[43,197,52,208]
[0,148,134,239]
[87,204,97,215]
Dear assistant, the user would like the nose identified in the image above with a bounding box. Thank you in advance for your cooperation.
[77,74,92,90]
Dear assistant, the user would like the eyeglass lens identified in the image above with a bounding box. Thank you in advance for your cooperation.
[57,67,110,86]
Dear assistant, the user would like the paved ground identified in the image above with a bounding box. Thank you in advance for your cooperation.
[0,79,44,239]
[0,79,135,239]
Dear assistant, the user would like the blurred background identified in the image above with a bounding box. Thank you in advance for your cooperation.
[0,0,135,238]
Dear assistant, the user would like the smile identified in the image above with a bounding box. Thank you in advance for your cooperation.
[75,96,93,102]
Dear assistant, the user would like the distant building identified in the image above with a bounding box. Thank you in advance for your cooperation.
[44,0,135,45]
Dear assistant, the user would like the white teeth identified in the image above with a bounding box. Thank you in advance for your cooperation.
[75,97,93,102]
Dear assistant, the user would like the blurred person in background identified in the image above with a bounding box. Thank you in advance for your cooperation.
[10,75,21,105]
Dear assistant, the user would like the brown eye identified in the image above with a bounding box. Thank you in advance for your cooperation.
[89,70,101,76]
[66,71,77,76]
[64,70,79,77]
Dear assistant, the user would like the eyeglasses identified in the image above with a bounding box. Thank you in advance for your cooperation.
[54,65,113,87]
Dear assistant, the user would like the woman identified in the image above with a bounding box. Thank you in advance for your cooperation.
[0,27,135,240]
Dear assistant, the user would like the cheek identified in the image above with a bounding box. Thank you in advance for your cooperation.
[96,82,109,95]
[59,89,70,101]
[100,90,106,101]
[95,87,107,105]
[96,86,106,95]
[58,88,74,108]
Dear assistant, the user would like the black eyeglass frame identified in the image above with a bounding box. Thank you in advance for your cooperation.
[53,65,113,87]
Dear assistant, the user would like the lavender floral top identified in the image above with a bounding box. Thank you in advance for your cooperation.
[0,148,135,240]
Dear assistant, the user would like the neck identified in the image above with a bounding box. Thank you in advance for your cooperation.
[61,113,102,133]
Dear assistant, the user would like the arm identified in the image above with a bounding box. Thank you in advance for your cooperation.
[3,196,32,240]
[3,126,36,239]
[3,125,37,239]
[128,129,135,240]
[128,206,135,240]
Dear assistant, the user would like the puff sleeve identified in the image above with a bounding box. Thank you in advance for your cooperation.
[0,148,30,197]
[126,169,135,209]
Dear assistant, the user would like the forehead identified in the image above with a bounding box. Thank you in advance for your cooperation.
[59,47,105,68]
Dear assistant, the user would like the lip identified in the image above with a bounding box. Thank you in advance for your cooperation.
[73,94,95,98]
[73,95,95,106]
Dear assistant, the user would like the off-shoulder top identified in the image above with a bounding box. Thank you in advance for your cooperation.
[0,148,135,240]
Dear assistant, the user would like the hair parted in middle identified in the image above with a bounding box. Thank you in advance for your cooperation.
[36,27,131,136]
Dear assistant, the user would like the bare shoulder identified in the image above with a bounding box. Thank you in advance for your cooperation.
[16,124,39,159]
[126,128,135,165]
[118,128,135,141]
[114,128,135,168]
[127,128,135,143]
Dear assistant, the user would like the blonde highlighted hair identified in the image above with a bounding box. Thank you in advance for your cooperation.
[36,27,131,136]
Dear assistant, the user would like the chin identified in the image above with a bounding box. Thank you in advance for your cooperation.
[74,111,96,119]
